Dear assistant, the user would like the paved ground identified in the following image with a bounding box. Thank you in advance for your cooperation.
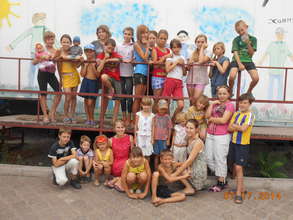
[0,175,292,220]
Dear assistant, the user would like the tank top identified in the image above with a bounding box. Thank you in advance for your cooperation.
[134,44,149,76]
[96,148,111,161]
[127,159,145,174]
[152,47,170,77]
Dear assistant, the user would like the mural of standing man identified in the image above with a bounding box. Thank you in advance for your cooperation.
[6,12,49,88]
[259,27,293,100]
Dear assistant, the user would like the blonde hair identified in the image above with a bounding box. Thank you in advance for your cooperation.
[141,96,153,106]
[96,25,112,39]
[213,42,225,54]
[175,112,186,124]
[235,20,247,29]
[136,24,149,43]
[196,95,210,110]
[113,119,125,128]
[32,12,46,25]
[191,34,208,62]
[80,135,91,145]
[43,31,55,42]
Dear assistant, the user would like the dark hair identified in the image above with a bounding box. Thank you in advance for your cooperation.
[187,119,199,129]
[177,30,188,36]
[238,93,255,104]
[123,26,135,43]
[130,147,143,158]
[105,38,116,47]
[96,25,112,38]
[158,29,168,38]
[216,85,230,93]
[170,39,182,49]
[149,30,158,38]
[160,149,173,158]
[58,127,72,136]
[60,34,72,43]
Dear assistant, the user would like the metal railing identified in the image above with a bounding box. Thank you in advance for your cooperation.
[0,56,292,133]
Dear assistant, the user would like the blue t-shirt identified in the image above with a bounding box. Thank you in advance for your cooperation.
[210,56,230,88]
[134,45,149,76]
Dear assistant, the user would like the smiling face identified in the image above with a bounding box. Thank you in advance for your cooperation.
[61,37,71,51]
[141,31,149,44]
[148,33,157,47]
[44,37,55,48]
[114,121,126,136]
[217,87,230,103]
[235,22,248,36]
[185,121,199,137]
[141,104,152,113]
[171,44,181,55]
[81,141,90,152]
[97,28,107,41]
[123,30,133,43]
[160,154,173,167]
[239,99,251,112]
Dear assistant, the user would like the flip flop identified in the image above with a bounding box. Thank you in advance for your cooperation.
[114,185,124,193]
[234,195,243,204]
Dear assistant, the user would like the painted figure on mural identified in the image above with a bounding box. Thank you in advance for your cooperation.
[6,12,49,88]
[259,27,293,100]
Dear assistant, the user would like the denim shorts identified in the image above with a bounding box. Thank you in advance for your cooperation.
[153,140,167,155]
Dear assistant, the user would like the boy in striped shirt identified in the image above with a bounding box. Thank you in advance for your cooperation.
[228,93,255,204]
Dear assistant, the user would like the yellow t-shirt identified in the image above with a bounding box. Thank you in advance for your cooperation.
[127,159,145,174]
[231,111,255,145]
[185,106,207,127]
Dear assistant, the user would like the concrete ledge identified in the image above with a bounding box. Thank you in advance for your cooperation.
[0,164,292,191]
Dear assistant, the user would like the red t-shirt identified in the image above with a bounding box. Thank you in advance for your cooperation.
[97,52,122,80]
[152,47,170,78]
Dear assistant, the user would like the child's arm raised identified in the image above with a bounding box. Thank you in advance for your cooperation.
[121,162,138,199]
[134,43,149,61]
[198,44,210,64]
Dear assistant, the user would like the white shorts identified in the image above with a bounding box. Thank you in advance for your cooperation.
[137,135,153,156]
[52,158,79,186]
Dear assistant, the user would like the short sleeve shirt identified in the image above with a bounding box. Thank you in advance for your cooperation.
[97,52,122,80]
[232,35,257,62]
[48,141,76,160]
[166,55,186,80]
[77,148,94,159]
[116,43,134,77]
[231,111,255,145]
[153,114,172,140]
[207,101,235,135]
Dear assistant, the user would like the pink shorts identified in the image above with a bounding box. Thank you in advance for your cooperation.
[186,83,205,91]
[162,78,183,98]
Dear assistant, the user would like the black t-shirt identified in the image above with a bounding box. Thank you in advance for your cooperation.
[48,140,76,160]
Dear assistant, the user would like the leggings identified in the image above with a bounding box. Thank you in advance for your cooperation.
[120,76,133,113]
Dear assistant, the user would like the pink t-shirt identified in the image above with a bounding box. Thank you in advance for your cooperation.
[207,101,235,135]
[153,114,172,140]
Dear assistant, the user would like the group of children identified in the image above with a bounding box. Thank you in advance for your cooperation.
[49,86,255,205]
[34,19,258,131]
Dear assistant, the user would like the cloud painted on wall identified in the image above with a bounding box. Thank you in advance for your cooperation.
[194,7,255,43]
[80,2,158,41]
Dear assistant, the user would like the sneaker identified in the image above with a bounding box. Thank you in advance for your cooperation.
[70,179,82,189]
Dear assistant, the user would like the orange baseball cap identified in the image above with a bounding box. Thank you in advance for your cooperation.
[96,135,108,144]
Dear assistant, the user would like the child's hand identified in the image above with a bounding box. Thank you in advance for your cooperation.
[137,193,146,199]
[212,100,221,105]
[104,53,110,59]
[203,43,208,49]
[208,117,214,123]
[128,193,138,199]
[209,60,216,66]
[177,58,185,65]
[239,63,245,71]
[79,56,84,62]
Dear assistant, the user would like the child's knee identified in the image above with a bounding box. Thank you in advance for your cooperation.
[126,172,136,183]
[235,165,243,173]
[101,74,109,82]
[152,171,159,178]
[137,172,148,183]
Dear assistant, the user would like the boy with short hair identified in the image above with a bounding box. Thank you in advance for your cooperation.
[151,150,191,207]
[79,44,100,126]
[97,38,123,124]
[48,128,81,189]
[228,93,255,204]
[69,36,83,59]
[228,20,259,97]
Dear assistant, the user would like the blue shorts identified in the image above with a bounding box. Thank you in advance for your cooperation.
[79,78,99,100]
[152,76,166,90]
[153,140,167,155]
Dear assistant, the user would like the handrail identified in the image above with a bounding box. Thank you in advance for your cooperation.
[0,56,293,133]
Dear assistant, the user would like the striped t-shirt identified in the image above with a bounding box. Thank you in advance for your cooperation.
[231,111,255,145]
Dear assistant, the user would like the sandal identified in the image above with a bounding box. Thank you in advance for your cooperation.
[208,185,223,192]
[234,195,243,204]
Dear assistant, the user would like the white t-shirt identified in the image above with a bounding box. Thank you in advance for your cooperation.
[166,55,186,80]
[116,43,134,77]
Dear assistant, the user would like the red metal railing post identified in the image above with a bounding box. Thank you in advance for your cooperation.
[37,94,40,122]
[236,71,242,110]
[99,83,105,135]
[283,68,288,101]
[18,59,21,90]
[147,62,150,95]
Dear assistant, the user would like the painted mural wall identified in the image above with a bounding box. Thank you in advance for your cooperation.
[0,0,293,124]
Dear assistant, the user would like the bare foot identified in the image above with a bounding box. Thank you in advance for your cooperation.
[152,196,160,204]
[182,188,195,196]
[94,180,100,186]
[153,198,164,207]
